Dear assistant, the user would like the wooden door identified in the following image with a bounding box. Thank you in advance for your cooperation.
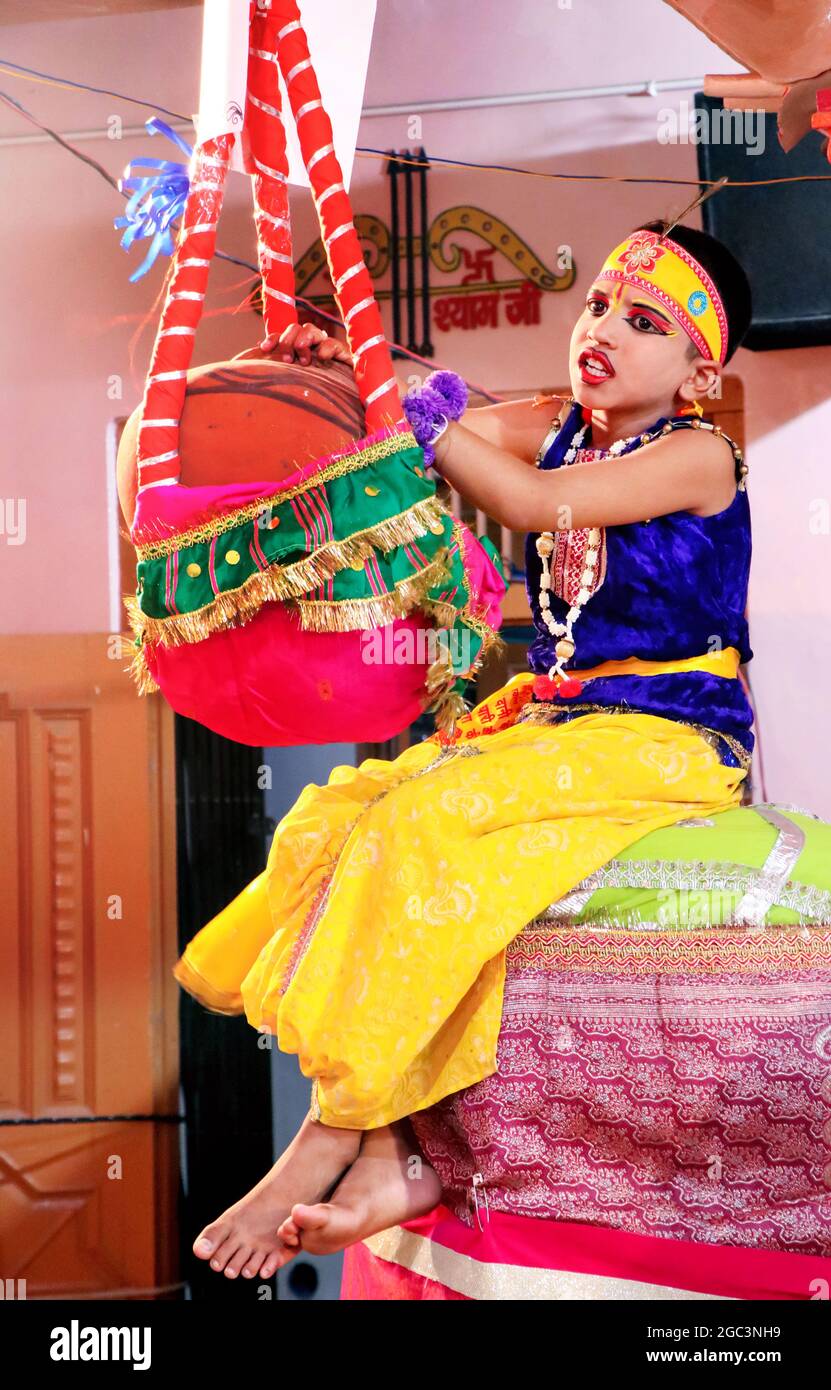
[0,635,180,1299]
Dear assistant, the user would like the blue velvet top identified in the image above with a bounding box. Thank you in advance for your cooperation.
[523,401,754,767]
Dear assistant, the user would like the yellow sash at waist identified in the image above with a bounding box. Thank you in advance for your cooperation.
[433,647,742,746]
[566,646,741,682]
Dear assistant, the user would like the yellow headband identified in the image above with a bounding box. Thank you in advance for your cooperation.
[598,230,728,364]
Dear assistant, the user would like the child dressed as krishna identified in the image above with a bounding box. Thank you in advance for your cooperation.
[177,217,772,1282]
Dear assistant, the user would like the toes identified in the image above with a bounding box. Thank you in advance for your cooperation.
[193,1223,225,1260]
[241,1251,268,1279]
[260,1245,293,1280]
[223,1247,253,1280]
[207,1236,241,1274]
[291,1201,330,1232]
[276,1216,299,1244]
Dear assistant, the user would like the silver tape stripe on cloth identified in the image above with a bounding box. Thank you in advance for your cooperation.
[539,804,830,927]
[731,804,806,924]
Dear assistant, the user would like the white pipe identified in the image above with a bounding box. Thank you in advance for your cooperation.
[0,75,706,149]
[363,75,705,116]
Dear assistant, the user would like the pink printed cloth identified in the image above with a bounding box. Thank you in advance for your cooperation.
[342,914,831,1300]
[340,1202,831,1300]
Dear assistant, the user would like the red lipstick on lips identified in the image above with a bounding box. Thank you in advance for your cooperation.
[578,347,615,386]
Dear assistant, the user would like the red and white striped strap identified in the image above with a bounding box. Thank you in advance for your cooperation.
[271,0,401,432]
[136,0,403,495]
[136,135,235,493]
[248,5,297,343]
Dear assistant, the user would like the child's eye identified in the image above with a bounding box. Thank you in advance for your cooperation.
[629,312,663,334]
[586,297,607,315]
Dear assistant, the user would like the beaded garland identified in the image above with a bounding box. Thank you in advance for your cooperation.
[532,408,748,703]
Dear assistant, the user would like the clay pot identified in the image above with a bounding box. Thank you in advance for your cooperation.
[117,354,364,527]
[118,353,503,746]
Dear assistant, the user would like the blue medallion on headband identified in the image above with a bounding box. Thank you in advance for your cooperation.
[688,289,709,317]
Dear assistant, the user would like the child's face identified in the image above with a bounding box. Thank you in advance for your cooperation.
[568,277,710,414]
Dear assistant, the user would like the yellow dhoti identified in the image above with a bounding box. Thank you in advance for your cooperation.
[174,668,748,1130]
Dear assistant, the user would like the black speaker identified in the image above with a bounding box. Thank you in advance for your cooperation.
[694,93,831,350]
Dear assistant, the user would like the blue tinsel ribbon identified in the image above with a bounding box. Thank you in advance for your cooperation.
[114,117,194,282]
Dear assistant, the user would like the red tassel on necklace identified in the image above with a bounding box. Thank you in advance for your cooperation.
[533,674,584,701]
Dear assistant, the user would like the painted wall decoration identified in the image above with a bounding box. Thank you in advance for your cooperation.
[253,206,575,345]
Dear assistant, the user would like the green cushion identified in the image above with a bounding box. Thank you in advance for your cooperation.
[542,805,831,928]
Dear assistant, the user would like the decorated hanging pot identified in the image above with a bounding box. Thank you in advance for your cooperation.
[119,353,506,746]
[119,3,505,747]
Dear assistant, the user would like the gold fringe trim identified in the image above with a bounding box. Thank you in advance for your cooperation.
[126,496,451,649]
[127,546,456,697]
[421,598,506,654]
[431,688,472,735]
[127,643,160,694]
[423,644,482,735]
[135,427,420,559]
[420,517,509,737]
[128,508,510,726]
[294,552,452,632]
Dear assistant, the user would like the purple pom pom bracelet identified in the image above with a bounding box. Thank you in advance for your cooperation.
[402,370,468,468]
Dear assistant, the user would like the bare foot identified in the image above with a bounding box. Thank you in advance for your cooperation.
[192,1112,361,1280]
[276,1119,442,1257]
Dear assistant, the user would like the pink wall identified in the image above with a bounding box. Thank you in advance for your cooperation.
[1,1,829,810]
